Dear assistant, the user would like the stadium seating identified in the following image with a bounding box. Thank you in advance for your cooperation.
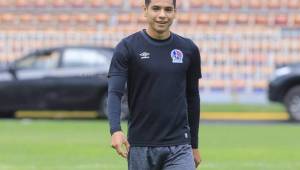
[1,0,300,93]
[89,0,105,8]
[34,0,49,8]
[287,0,300,9]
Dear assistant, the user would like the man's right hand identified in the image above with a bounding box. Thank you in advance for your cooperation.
[111,131,130,158]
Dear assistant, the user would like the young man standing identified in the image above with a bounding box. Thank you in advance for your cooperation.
[107,0,202,169]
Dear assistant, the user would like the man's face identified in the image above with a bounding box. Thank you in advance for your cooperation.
[144,0,176,34]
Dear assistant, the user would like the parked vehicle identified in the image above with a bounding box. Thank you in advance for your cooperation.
[268,63,300,121]
[0,46,128,118]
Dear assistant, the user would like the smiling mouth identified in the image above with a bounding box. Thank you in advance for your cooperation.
[156,21,168,24]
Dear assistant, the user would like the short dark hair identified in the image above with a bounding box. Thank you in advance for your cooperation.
[145,0,176,8]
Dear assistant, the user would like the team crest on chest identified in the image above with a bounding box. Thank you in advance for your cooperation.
[170,49,184,63]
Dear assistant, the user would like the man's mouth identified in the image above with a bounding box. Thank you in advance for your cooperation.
[156,21,168,24]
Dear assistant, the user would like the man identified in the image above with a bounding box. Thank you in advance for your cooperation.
[107,0,202,169]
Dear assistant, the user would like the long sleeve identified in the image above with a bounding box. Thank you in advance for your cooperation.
[186,42,202,149]
[107,39,129,135]
[107,75,127,135]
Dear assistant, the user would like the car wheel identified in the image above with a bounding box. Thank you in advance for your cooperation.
[284,85,300,121]
[0,111,16,118]
[98,93,129,120]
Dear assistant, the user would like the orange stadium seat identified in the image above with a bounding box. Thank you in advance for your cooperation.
[0,0,12,8]
[56,14,71,24]
[210,79,226,91]
[131,13,147,24]
[52,0,68,8]
[202,65,213,76]
[229,41,241,54]
[117,13,133,25]
[293,14,300,26]
[36,14,53,26]
[274,14,288,26]
[231,54,246,64]
[75,14,90,25]
[242,65,255,76]
[190,0,205,8]
[261,66,273,76]
[287,0,300,9]
[200,79,210,90]
[34,0,49,8]
[89,0,105,8]
[215,13,230,25]
[232,80,246,92]
[208,0,224,9]
[229,0,243,9]
[18,13,34,25]
[71,0,85,8]
[248,0,262,9]
[107,0,123,8]
[289,54,300,63]
[129,0,142,8]
[234,13,249,25]
[253,55,267,65]
[274,54,289,65]
[253,80,267,92]
[94,13,109,24]
[222,65,234,77]
[15,0,32,8]
[176,13,191,25]
[196,13,210,25]
[176,0,184,9]
[255,15,269,26]
[267,0,281,9]
[198,79,205,90]
[0,13,14,25]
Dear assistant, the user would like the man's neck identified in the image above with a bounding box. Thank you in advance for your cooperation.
[146,28,171,40]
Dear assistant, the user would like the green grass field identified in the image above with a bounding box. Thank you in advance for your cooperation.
[0,120,299,170]
[17,103,286,119]
[202,103,285,113]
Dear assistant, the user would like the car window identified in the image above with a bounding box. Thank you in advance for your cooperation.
[62,48,109,68]
[16,51,60,70]
[15,57,35,69]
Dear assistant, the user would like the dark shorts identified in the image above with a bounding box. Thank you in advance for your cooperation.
[128,144,195,170]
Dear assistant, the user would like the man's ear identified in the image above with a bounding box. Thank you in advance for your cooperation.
[143,5,148,17]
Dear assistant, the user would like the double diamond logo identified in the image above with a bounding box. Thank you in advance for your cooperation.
[139,52,150,59]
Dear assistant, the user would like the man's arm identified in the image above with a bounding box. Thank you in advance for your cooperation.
[107,75,126,134]
[186,81,200,149]
[186,41,202,167]
[107,39,130,158]
[107,75,130,158]
[186,43,201,149]
[186,78,201,167]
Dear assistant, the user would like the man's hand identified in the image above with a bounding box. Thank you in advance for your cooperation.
[192,149,202,168]
[111,131,130,158]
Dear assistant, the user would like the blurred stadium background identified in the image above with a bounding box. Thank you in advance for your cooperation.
[1,0,300,104]
[1,1,300,170]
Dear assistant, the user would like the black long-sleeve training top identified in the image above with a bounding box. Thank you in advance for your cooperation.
[107,30,201,148]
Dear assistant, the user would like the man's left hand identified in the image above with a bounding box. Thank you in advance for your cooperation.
[192,149,202,168]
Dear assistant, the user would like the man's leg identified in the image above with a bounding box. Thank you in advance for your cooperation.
[128,147,150,170]
[163,144,195,170]
[128,146,169,170]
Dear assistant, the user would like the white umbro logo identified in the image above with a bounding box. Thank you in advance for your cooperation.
[139,52,150,59]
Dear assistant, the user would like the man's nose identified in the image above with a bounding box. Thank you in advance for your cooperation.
[158,9,167,18]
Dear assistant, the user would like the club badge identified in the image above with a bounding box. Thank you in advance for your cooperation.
[170,49,183,63]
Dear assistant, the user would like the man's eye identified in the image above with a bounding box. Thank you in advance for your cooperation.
[165,8,174,12]
[152,7,160,11]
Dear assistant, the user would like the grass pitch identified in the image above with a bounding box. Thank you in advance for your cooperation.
[0,120,299,170]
